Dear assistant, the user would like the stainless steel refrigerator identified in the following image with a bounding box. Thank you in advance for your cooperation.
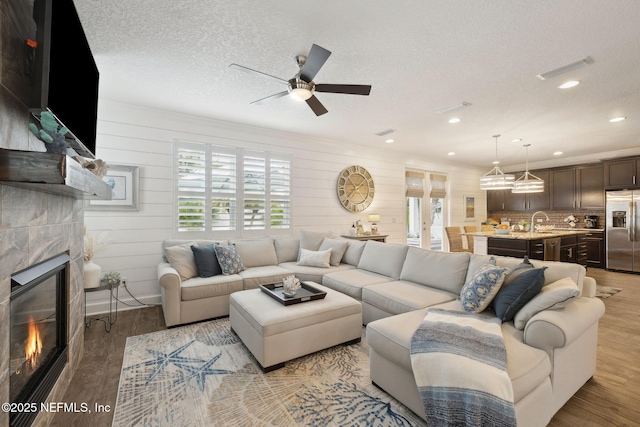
[606,190,640,272]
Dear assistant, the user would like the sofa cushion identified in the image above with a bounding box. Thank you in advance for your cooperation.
[162,239,228,262]
[214,245,246,275]
[357,241,409,280]
[299,230,332,252]
[274,237,300,263]
[513,277,581,330]
[297,248,331,268]
[190,244,222,278]
[366,305,551,403]
[165,242,198,281]
[460,261,509,313]
[278,262,355,283]
[322,268,393,300]
[399,247,470,294]
[362,280,457,316]
[318,238,349,266]
[238,265,292,289]
[180,275,244,301]
[231,238,277,268]
[342,240,366,266]
[493,267,547,322]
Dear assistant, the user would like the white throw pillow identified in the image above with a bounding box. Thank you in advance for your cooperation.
[297,248,332,268]
[164,242,198,281]
[513,276,581,329]
[318,238,349,266]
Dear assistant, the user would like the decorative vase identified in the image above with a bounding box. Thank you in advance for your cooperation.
[83,260,102,289]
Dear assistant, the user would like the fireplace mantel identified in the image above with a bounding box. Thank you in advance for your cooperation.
[0,148,112,199]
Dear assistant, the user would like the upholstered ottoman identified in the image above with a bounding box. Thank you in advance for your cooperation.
[229,282,362,371]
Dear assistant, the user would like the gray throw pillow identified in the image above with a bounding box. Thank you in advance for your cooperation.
[318,238,349,266]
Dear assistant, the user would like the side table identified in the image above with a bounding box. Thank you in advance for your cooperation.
[340,234,388,243]
[84,281,119,332]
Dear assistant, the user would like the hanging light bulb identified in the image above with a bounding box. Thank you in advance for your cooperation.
[479,134,515,190]
[512,144,545,193]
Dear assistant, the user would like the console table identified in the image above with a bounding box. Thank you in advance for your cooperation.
[341,234,388,243]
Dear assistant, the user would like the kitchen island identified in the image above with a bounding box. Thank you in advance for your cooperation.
[465,229,597,265]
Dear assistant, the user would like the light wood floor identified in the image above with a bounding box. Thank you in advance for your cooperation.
[51,268,639,426]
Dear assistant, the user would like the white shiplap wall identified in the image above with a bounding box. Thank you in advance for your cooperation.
[85,100,487,314]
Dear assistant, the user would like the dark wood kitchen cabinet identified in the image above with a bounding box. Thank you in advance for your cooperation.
[551,168,577,209]
[576,165,605,209]
[560,235,578,264]
[489,171,550,211]
[584,231,605,269]
[604,157,640,189]
[487,238,546,260]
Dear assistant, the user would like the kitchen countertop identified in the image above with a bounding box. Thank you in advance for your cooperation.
[465,229,598,240]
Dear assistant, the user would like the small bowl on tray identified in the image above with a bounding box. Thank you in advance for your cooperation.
[494,228,511,235]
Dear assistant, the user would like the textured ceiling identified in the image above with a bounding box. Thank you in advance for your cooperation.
[74,0,640,170]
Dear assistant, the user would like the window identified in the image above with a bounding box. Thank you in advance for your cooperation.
[176,141,290,236]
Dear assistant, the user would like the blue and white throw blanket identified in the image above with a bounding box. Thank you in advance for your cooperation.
[410,308,517,426]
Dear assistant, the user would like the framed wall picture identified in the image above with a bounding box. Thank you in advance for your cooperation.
[86,164,139,211]
[464,195,475,221]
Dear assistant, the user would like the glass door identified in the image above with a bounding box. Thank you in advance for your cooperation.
[405,171,446,249]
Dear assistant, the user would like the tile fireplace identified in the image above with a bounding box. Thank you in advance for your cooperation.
[9,254,69,427]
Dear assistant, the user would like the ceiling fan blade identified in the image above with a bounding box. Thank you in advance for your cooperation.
[315,84,372,96]
[305,95,328,116]
[229,63,288,85]
[300,44,331,83]
[251,91,289,105]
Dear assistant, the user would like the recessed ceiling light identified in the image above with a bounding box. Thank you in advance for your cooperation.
[610,117,626,122]
[385,139,394,144]
[553,151,563,156]
[447,152,455,156]
[558,80,580,89]
[512,138,522,143]
[448,117,461,124]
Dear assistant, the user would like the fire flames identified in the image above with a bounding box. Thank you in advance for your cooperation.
[25,315,42,369]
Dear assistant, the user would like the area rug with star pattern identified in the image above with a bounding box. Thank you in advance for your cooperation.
[112,317,426,426]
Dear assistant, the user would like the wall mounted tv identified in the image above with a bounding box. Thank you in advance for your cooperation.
[29,0,99,159]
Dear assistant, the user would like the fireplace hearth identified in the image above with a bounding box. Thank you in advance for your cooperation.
[9,253,69,427]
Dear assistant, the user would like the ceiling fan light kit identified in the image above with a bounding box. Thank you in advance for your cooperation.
[230,44,371,116]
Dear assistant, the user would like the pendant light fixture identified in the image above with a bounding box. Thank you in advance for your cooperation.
[512,143,544,193]
[479,134,515,190]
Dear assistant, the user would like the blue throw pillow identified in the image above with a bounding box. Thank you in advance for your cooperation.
[492,266,547,322]
[460,263,509,313]
[190,244,222,278]
[213,245,246,275]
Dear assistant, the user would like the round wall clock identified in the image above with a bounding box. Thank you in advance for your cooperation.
[337,165,375,212]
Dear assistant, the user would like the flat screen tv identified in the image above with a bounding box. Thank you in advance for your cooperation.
[29,0,99,159]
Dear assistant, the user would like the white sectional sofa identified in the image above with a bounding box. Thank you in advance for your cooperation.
[157,232,605,426]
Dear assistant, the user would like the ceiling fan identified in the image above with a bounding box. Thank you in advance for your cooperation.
[229,44,371,116]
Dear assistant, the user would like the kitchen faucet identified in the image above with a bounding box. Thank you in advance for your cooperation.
[531,211,549,231]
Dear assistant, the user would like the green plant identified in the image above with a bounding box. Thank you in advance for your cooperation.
[28,111,68,144]
[102,271,121,286]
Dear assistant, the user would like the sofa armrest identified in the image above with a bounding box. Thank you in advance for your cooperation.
[158,262,182,327]
[522,297,605,354]
[581,276,596,298]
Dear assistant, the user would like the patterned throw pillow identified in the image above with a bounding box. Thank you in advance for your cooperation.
[213,245,246,275]
[460,262,509,313]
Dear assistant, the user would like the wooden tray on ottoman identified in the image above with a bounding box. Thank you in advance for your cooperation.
[259,281,327,306]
